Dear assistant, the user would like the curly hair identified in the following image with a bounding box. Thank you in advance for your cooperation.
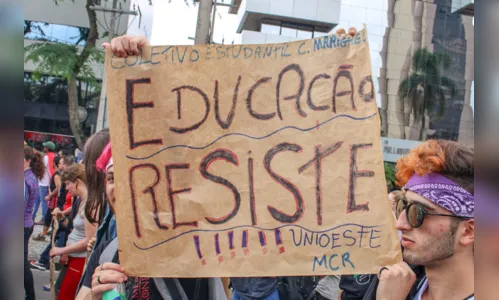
[61,164,86,183]
[396,140,474,194]
[24,146,46,180]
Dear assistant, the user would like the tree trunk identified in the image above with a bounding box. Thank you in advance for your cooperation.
[68,76,85,147]
[195,0,212,45]
[66,0,100,147]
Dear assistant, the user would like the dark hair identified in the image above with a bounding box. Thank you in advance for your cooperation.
[84,128,110,224]
[396,140,474,194]
[61,164,86,183]
[24,146,45,180]
[62,155,74,166]
[53,156,61,168]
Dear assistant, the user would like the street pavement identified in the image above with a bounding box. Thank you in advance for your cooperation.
[29,216,61,300]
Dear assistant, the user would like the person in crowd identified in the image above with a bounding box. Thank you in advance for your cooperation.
[75,147,84,164]
[30,155,74,271]
[314,276,341,300]
[48,164,98,300]
[32,141,57,224]
[74,143,226,300]
[375,140,474,300]
[24,146,46,300]
[83,128,110,228]
[75,129,113,293]
[32,156,61,241]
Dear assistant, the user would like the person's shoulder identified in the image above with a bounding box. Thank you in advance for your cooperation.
[88,240,115,265]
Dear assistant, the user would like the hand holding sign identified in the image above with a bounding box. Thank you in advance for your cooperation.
[105,27,401,277]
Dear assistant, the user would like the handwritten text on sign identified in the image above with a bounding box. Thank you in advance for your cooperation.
[106,29,402,278]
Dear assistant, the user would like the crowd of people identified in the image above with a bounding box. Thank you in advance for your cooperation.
[23,27,474,300]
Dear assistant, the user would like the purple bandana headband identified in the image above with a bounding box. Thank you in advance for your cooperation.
[405,173,474,218]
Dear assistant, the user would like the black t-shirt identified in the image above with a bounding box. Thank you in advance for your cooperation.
[49,170,59,193]
[57,181,68,209]
[83,240,210,300]
[339,274,376,300]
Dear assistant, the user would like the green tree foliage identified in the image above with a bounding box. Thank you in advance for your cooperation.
[398,48,456,140]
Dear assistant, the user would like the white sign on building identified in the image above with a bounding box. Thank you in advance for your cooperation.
[381,137,421,163]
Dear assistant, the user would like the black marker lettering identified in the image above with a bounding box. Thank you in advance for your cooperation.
[129,163,165,238]
[246,77,276,120]
[299,141,344,225]
[214,76,241,129]
[264,143,304,223]
[333,65,356,113]
[200,149,241,225]
[276,64,306,119]
[126,78,163,150]
[348,144,374,213]
[170,86,210,134]
[165,164,197,229]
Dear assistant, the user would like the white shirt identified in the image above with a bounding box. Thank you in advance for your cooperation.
[38,155,50,186]
[413,277,474,300]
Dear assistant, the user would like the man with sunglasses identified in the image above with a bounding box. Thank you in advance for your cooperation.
[376,140,474,300]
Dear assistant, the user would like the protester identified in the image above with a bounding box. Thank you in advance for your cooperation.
[83,128,110,226]
[73,143,226,300]
[314,276,341,300]
[75,129,113,295]
[32,156,61,241]
[24,146,46,300]
[75,147,84,164]
[375,140,474,300]
[49,164,98,300]
[31,155,74,272]
[32,141,57,224]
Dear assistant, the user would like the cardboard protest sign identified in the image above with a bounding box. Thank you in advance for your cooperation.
[106,28,402,278]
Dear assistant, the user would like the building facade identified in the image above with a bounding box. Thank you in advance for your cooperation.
[24,0,153,150]
[231,0,341,44]
[229,0,474,148]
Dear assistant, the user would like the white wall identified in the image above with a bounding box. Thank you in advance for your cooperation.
[240,0,341,24]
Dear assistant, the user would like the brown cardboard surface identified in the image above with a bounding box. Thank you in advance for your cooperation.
[105,28,402,277]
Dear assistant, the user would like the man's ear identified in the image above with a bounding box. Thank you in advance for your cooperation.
[460,218,474,246]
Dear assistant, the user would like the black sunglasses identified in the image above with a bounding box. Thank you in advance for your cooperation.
[395,199,469,228]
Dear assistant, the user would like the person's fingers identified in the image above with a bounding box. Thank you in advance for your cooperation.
[110,38,119,56]
[97,262,126,273]
[129,38,140,56]
[397,262,416,280]
[118,38,128,57]
[102,42,111,49]
[92,270,127,282]
[348,27,357,36]
[91,273,127,287]
[122,37,133,56]
[336,28,346,35]
[135,36,149,48]
[91,283,116,296]
[113,38,125,57]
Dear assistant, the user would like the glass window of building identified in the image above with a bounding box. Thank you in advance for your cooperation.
[281,26,297,38]
[261,23,281,35]
[297,29,313,39]
[24,20,88,45]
